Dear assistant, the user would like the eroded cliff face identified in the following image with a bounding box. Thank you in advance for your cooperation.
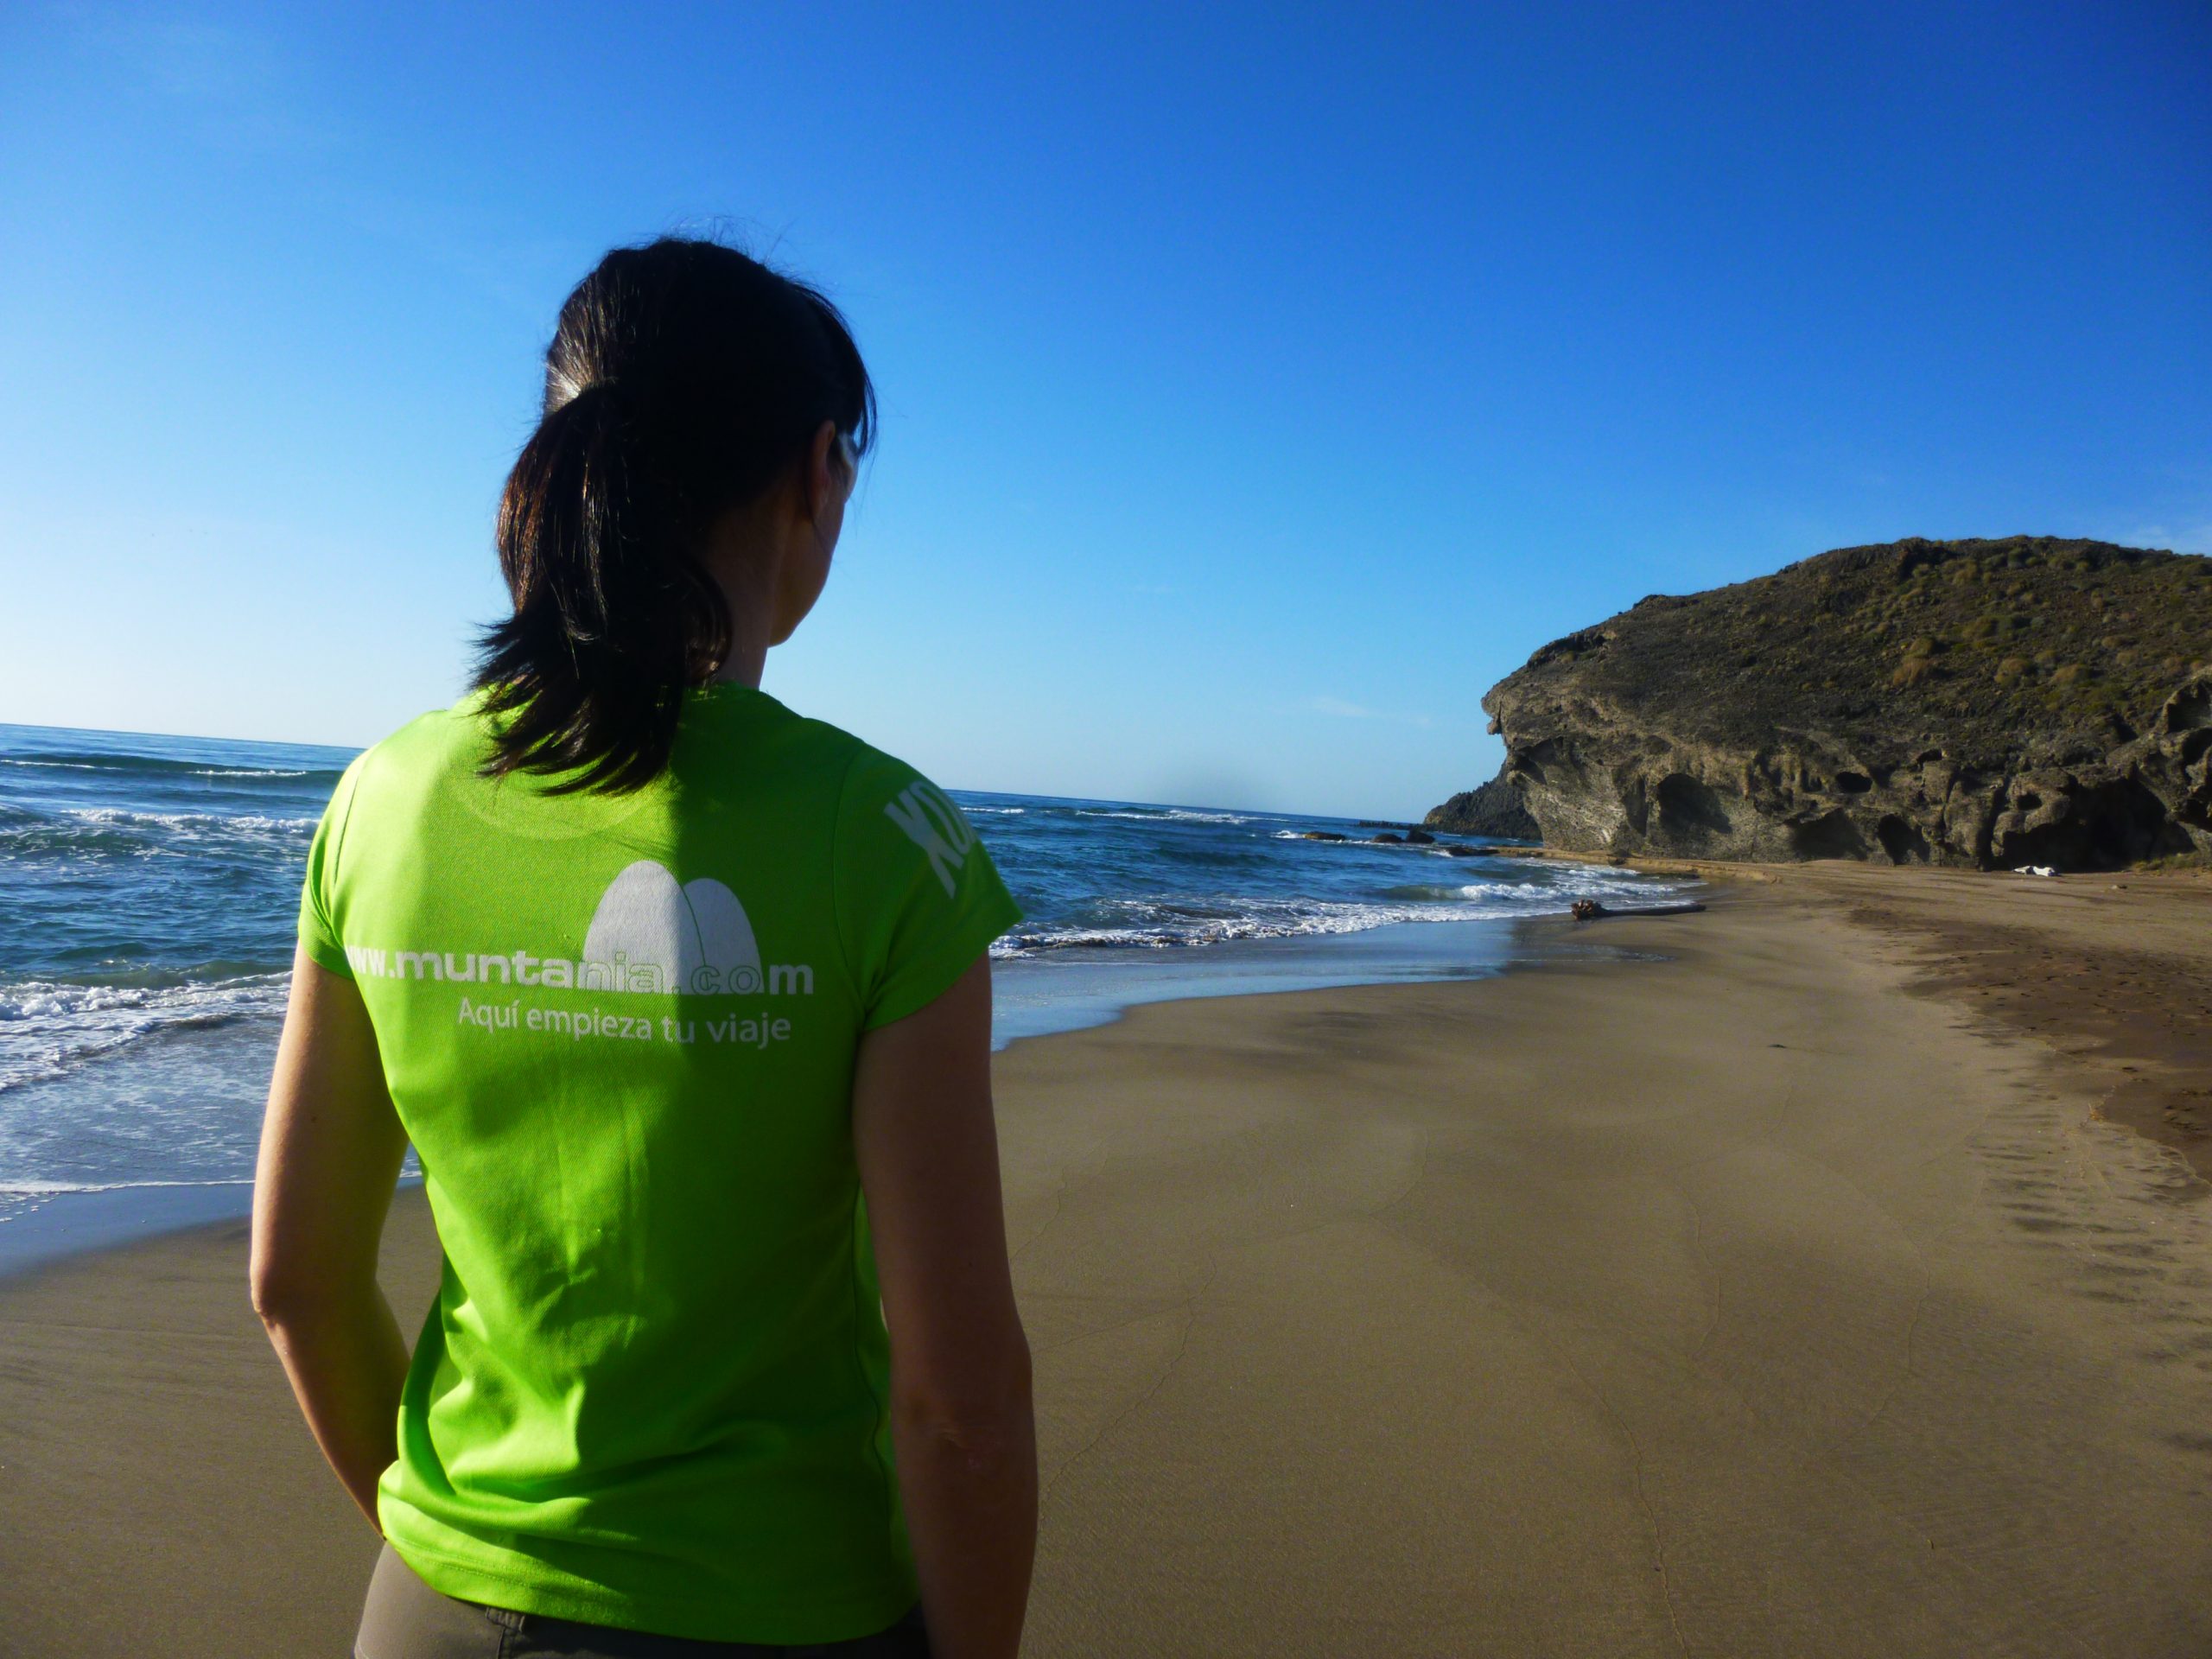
[1478,537,2212,870]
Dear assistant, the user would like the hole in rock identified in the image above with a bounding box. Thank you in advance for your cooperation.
[1876,815,1929,865]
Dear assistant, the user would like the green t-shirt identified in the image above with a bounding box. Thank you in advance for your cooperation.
[296,684,1021,1643]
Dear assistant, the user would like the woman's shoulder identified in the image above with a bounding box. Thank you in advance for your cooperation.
[316,700,512,830]
[772,718,987,874]
[769,709,936,799]
[347,698,492,779]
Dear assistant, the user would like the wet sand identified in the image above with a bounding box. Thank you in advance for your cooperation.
[2,873,2208,1656]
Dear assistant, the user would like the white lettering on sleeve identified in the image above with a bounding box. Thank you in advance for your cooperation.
[883,782,973,898]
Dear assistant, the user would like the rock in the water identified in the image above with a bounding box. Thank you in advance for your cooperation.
[1424,768,1541,840]
[1477,536,2212,871]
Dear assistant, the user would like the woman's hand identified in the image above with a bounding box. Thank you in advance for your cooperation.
[250,946,412,1532]
[853,954,1037,1659]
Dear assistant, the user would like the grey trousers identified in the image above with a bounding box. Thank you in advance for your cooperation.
[355,1543,932,1659]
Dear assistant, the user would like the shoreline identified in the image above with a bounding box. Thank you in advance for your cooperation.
[3,872,2208,1653]
[7,855,2202,1281]
[0,895,1684,1281]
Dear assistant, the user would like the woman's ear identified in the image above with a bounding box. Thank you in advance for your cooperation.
[804,419,842,524]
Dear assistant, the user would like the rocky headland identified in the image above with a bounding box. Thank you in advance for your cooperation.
[1433,536,2212,870]
[1422,772,1540,840]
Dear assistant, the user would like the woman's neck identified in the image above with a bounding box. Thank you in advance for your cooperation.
[703,510,781,690]
[710,635,768,689]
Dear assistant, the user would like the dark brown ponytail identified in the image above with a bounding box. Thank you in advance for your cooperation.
[473,237,874,793]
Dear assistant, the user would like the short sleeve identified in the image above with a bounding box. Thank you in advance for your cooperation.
[834,748,1023,1030]
[296,756,367,978]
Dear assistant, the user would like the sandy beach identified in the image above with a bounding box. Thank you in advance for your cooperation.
[3,870,2209,1656]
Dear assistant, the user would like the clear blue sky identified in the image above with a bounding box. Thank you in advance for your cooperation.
[3,3,2206,818]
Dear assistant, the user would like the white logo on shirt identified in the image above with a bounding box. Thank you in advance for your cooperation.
[883,780,977,898]
[584,861,765,995]
[341,859,814,998]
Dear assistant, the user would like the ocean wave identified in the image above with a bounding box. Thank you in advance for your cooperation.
[0,1176,261,1230]
[0,970,292,1094]
[989,898,1457,953]
[0,752,346,782]
[1379,882,1510,901]
[67,807,317,832]
[0,1176,257,1198]
[988,871,1683,956]
[1075,807,1254,825]
[0,804,318,861]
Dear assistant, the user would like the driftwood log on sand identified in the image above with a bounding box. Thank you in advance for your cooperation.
[1571,899,1707,922]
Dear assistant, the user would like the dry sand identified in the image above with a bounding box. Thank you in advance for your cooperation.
[2,872,2208,1656]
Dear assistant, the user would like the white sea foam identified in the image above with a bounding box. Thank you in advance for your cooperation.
[0,1176,258,1230]
[68,807,316,832]
[0,972,291,1093]
[988,866,1687,957]
[1079,807,1252,824]
[0,758,320,779]
[0,1176,256,1197]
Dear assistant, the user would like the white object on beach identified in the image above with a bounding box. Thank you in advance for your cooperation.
[2013,865,2059,878]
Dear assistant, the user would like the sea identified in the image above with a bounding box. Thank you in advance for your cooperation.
[0,721,1688,1266]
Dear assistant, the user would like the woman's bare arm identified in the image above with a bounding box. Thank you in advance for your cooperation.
[852,954,1037,1659]
[250,945,412,1531]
